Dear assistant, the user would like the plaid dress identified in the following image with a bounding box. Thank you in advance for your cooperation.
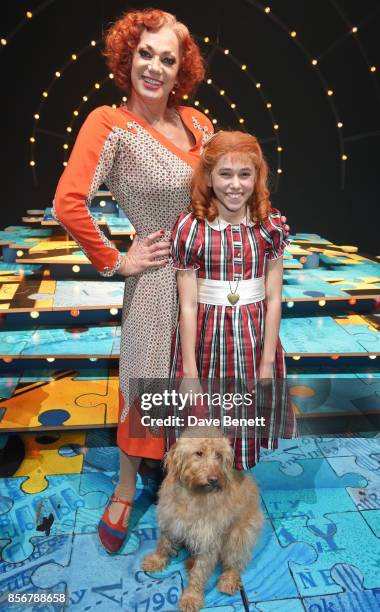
[169,208,296,469]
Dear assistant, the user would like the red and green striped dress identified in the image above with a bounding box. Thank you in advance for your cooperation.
[169,208,296,469]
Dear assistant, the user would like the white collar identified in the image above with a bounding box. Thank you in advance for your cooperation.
[205,216,255,231]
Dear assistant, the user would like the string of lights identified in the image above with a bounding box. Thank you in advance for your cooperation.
[1,1,55,48]
[30,35,284,188]
[3,2,375,192]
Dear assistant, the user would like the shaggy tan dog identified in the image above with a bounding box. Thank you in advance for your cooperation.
[142,427,263,612]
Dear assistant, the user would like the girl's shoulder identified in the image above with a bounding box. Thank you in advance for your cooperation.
[174,210,204,229]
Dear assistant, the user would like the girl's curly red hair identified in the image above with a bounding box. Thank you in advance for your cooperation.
[190,131,271,223]
[103,8,205,106]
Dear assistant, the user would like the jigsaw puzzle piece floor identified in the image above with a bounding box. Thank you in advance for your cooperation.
[30,530,185,611]
[0,534,71,610]
[13,432,85,493]
[0,325,120,359]
[272,510,380,597]
[303,563,380,612]
[2,436,380,610]
[280,316,369,355]
[0,368,119,431]
[289,376,380,415]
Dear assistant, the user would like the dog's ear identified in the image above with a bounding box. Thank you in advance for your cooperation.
[164,443,181,478]
[223,440,234,473]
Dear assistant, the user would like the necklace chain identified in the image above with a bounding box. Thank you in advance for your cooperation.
[217,212,248,305]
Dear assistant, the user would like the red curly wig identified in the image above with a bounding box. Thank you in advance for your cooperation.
[190,131,272,223]
[103,8,205,106]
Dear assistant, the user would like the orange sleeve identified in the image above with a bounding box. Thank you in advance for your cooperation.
[53,106,123,276]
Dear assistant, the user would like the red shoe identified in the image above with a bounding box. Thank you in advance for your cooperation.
[98,495,132,553]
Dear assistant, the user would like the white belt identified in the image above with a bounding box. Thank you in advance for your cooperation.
[197,277,265,306]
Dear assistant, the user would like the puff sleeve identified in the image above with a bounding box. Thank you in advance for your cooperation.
[260,208,290,260]
[170,212,202,271]
[53,106,123,277]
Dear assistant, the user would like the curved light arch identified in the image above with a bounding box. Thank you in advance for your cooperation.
[0,0,56,48]
[244,1,351,187]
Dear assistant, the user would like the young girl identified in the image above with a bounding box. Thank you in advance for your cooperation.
[169,130,296,469]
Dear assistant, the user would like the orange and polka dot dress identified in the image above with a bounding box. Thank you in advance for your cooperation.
[54,104,213,459]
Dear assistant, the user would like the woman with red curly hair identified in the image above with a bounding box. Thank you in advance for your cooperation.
[169,131,295,469]
[53,8,214,553]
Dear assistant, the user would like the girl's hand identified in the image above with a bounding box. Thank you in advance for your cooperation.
[118,230,170,276]
[259,362,274,384]
[280,215,290,239]
[178,375,203,407]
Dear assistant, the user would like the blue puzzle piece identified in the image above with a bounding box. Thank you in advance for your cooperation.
[0,375,20,400]
[0,329,31,356]
[361,509,380,538]
[22,325,120,358]
[290,234,330,244]
[0,475,82,562]
[262,487,359,523]
[316,437,380,466]
[0,325,121,358]
[252,457,366,491]
[241,519,317,604]
[272,511,380,597]
[251,599,305,611]
[259,438,324,477]
[53,280,124,308]
[0,534,71,609]
[280,317,367,355]
[31,530,184,611]
[320,448,380,510]
[0,263,43,276]
[338,317,380,353]
[283,271,346,300]
[289,376,380,414]
[38,409,71,426]
[303,564,380,612]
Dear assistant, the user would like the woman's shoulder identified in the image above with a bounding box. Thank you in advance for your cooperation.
[177,105,214,135]
[81,105,130,130]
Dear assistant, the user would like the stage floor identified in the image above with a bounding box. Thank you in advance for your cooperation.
[0,432,379,611]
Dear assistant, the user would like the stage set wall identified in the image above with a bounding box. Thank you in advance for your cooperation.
[3,0,380,255]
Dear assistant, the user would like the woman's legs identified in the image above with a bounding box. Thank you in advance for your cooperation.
[108,450,141,525]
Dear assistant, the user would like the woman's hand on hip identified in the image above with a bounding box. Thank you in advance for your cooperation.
[118,230,170,276]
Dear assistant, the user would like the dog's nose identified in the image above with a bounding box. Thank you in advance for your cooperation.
[207,476,219,486]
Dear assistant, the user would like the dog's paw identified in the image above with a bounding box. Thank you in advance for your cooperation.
[179,590,204,612]
[217,569,241,594]
[141,552,168,572]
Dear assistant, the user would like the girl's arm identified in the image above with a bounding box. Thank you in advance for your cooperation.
[260,257,283,378]
[177,270,199,378]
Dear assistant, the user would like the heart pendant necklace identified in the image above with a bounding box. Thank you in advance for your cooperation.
[227,292,240,305]
[218,214,247,306]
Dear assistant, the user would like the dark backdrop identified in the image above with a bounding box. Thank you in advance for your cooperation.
[3,0,380,254]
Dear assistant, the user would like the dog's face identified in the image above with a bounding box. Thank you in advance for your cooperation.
[164,429,233,493]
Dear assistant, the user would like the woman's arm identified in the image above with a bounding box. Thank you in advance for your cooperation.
[260,257,283,378]
[54,107,123,276]
[177,270,199,378]
[54,106,170,277]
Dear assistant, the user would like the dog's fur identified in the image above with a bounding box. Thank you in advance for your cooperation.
[142,427,264,612]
